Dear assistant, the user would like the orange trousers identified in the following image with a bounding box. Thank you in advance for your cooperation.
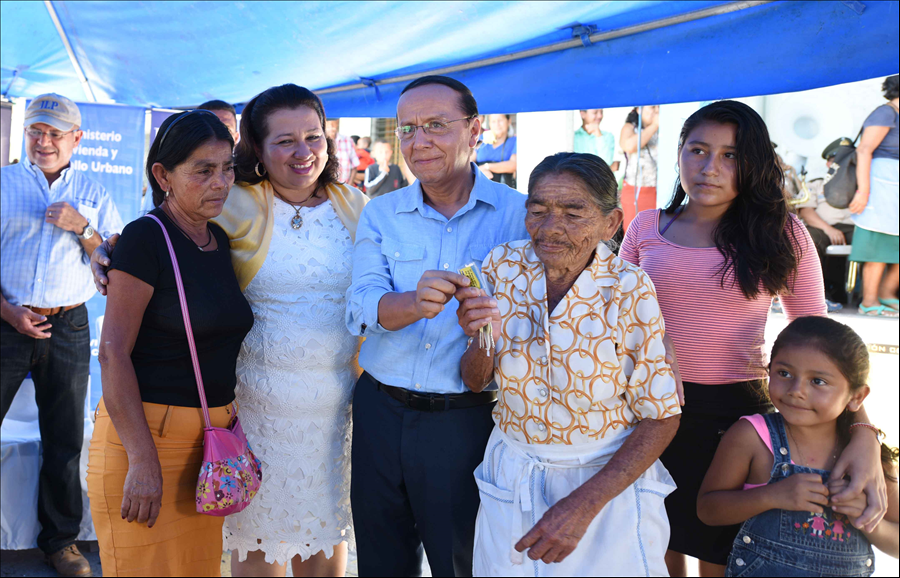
[87,398,233,577]
[621,184,657,233]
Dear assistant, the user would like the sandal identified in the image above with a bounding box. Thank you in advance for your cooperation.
[879,298,900,311]
[858,304,899,317]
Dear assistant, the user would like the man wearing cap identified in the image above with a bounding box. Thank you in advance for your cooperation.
[796,138,855,308]
[1,93,123,576]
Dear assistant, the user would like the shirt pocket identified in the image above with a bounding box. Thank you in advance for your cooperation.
[381,236,426,293]
[76,197,100,228]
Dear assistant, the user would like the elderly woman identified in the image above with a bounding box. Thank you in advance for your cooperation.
[457,152,681,576]
[89,110,253,576]
[92,84,368,577]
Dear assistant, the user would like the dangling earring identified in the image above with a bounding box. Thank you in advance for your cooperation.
[165,189,170,199]
[255,162,267,177]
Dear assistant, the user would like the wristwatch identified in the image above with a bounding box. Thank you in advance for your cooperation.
[80,224,95,240]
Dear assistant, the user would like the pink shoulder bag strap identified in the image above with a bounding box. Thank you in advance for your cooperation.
[145,213,262,516]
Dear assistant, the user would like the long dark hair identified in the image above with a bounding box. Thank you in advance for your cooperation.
[666,100,797,299]
[233,84,340,188]
[769,316,898,477]
[146,110,234,207]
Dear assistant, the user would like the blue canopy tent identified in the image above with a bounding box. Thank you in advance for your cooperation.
[2,1,898,116]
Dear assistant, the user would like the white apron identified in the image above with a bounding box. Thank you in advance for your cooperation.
[473,426,675,577]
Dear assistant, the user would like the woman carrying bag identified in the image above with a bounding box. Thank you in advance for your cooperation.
[88,111,254,577]
[849,74,900,316]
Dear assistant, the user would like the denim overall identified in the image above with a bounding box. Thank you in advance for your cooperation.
[725,413,875,577]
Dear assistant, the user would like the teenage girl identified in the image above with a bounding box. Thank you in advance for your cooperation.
[619,100,889,576]
[697,316,898,576]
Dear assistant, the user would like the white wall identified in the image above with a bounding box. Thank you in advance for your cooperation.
[515,110,574,194]
[338,117,371,139]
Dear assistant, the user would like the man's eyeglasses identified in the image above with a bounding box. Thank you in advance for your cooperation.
[395,116,475,141]
[25,127,77,141]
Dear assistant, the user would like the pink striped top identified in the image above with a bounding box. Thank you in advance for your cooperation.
[619,209,826,384]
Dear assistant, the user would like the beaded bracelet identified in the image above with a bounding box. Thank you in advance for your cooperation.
[849,422,887,443]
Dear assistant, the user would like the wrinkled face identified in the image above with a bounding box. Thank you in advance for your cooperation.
[396,84,480,187]
[489,114,509,139]
[157,139,235,221]
[211,110,239,144]
[525,172,621,273]
[678,121,739,209]
[580,109,603,126]
[373,141,393,165]
[768,345,865,428]
[25,122,82,175]
[325,119,340,140]
[258,107,328,196]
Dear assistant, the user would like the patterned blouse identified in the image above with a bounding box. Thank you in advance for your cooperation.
[482,240,680,445]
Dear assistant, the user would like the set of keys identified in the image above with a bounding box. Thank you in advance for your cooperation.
[458,263,494,357]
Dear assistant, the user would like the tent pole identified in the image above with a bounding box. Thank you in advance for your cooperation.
[635,107,643,221]
[316,0,773,96]
[44,0,96,102]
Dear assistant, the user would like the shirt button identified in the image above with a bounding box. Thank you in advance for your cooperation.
[394,251,400,257]
[425,343,432,350]
[443,263,449,269]
[537,423,546,432]
[742,536,751,544]
[538,388,548,397]
[540,356,548,365]
[414,383,422,390]
[446,226,453,233]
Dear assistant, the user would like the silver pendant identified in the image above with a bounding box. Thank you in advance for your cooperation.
[291,213,303,230]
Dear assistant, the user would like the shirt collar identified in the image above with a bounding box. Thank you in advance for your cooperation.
[24,157,73,185]
[395,162,500,216]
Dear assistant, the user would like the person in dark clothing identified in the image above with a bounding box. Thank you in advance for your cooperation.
[364,139,407,198]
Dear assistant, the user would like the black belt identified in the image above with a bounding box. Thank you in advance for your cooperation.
[375,378,497,412]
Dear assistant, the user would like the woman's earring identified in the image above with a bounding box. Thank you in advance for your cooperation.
[165,189,170,199]
[255,162,267,177]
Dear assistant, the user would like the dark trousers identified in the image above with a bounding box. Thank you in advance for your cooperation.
[0,304,90,554]
[805,222,855,302]
[351,372,495,577]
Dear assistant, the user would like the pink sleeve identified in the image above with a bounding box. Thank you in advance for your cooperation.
[740,414,774,457]
[781,214,827,320]
[619,213,642,267]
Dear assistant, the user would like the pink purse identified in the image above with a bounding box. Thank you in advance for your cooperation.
[146,214,262,516]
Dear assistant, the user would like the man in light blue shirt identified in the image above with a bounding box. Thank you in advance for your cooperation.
[1,93,123,576]
[346,76,527,576]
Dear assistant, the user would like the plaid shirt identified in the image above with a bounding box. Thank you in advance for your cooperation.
[334,134,360,184]
[1,160,124,307]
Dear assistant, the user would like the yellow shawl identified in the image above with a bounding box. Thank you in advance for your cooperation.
[214,180,368,290]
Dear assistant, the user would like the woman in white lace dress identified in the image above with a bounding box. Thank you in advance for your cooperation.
[216,85,367,577]
[92,85,366,576]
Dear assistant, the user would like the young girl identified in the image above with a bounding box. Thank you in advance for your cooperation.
[619,100,888,577]
[698,316,899,576]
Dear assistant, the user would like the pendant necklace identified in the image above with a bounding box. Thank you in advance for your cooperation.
[275,188,318,230]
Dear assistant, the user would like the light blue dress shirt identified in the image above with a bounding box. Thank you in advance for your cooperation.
[346,164,528,394]
[1,160,125,307]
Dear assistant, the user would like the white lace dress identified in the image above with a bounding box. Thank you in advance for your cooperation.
[223,198,357,564]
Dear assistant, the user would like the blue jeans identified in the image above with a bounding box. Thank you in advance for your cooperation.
[1,304,90,555]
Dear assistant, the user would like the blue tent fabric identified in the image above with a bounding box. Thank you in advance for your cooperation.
[2,1,898,116]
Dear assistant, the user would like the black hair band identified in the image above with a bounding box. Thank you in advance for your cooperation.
[157,109,218,152]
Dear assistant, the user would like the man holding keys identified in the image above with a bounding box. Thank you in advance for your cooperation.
[345,76,528,577]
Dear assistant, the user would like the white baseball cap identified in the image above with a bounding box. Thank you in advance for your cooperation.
[24,93,82,132]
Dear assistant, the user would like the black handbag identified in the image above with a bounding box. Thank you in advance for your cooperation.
[822,133,860,209]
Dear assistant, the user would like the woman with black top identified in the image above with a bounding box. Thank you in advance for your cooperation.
[87,111,253,577]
